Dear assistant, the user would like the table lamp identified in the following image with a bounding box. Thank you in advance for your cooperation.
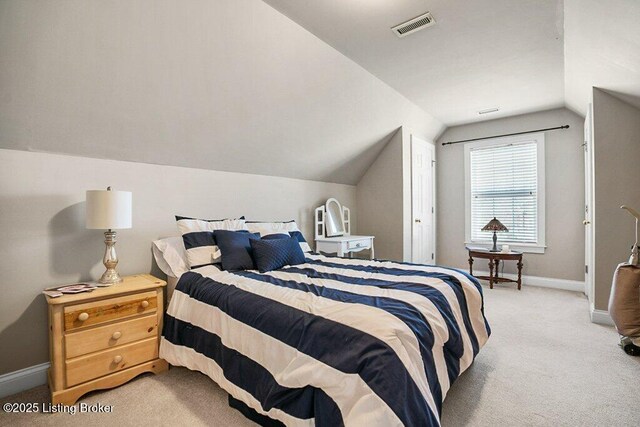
[482,217,508,252]
[86,187,132,284]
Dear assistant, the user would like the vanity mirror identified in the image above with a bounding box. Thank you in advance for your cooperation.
[315,198,350,238]
[325,198,346,237]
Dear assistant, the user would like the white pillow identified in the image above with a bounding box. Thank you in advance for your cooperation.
[176,217,247,268]
[245,220,312,252]
[152,236,189,278]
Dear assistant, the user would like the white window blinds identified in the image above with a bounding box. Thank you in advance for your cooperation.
[469,141,538,243]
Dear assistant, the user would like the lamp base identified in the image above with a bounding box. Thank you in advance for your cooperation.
[488,231,501,252]
[99,268,123,285]
[99,230,123,285]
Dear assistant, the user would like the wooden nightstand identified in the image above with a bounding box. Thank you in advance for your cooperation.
[46,274,168,405]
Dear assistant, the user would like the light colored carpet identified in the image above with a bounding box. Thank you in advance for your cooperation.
[1,284,639,426]
[441,285,640,426]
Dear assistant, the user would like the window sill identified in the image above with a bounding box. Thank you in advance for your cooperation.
[464,242,546,254]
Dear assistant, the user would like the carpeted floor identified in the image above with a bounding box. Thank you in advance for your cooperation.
[2,284,639,426]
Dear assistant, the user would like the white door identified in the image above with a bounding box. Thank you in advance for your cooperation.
[411,136,436,264]
[584,104,595,301]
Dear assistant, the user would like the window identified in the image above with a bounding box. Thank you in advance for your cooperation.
[464,133,545,253]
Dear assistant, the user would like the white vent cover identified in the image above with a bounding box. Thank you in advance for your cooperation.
[391,12,436,38]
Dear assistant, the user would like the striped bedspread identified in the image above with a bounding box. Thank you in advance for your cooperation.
[160,254,490,426]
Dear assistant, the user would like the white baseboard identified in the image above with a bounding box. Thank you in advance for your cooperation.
[590,304,615,326]
[474,271,584,292]
[0,362,50,399]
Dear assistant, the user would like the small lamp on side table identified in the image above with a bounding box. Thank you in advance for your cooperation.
[86,187,132,285]
[482,217,508,252]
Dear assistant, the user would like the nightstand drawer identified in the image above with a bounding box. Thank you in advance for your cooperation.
[64,291,157,331]
[65,314,159,359]
[347,239,370,250]
[65,337,158,387]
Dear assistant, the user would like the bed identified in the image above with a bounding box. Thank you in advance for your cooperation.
[159,253,490,426]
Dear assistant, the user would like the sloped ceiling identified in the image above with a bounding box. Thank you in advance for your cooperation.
[0,0,443,186]
[564,0,640,114]
[1,0,638,187]
[264,0,640,126]
[262,0,566,126]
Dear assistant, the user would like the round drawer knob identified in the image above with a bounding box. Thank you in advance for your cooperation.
[111,331,122,340]
[140,300,149,308]
[77,312,89,322]
[113,355,123,364]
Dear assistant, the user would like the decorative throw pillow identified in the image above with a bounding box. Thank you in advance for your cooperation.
[245,220,312,252]
[250,236,306,273]
[176,216,247,269]
[261,233,291,240]
[214,230,260,271]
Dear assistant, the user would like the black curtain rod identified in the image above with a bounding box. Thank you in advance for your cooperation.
[442,125,570,146]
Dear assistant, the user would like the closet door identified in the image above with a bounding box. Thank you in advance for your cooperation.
[411,136,436,264]
[584,104,595,301]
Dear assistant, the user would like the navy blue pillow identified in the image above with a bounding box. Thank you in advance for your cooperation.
[214,230,260,271]
[288,230,307,244]
[250,236,306,273]
[261,233,291,240]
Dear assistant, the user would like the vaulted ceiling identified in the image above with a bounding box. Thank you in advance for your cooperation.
[263,0,566,126]
[264,0,640,125]
[0,0,443,186]
[1,0,638,186]
[564,0,640,114]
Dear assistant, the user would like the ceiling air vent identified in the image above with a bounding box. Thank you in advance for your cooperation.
[391,12,436,38]
[478,107,500,115]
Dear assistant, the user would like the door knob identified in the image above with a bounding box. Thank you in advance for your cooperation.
[583,220,591,225]
[414,219,422,223]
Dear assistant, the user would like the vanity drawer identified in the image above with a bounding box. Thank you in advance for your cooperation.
[347,238,371,250]
[65,314,158,359]
[64,291,157,331]
[65,337,158,387]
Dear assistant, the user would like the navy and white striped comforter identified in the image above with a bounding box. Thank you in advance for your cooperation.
[160,254,490,426]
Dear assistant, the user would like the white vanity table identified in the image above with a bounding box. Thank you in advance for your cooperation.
[314,198,375,259]
[315,235,375,259]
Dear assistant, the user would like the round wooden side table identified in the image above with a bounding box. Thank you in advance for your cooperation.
[467,248,523,290]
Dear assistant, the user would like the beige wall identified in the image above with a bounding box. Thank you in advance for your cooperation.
[356,127,429,262]
[0,0,443,185]
[356,129,404,261]
[0,149,356,375]
[592,89,640,310]
[435,108,585,280]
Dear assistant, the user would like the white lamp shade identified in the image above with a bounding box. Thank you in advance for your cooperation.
[86,190,132,229]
